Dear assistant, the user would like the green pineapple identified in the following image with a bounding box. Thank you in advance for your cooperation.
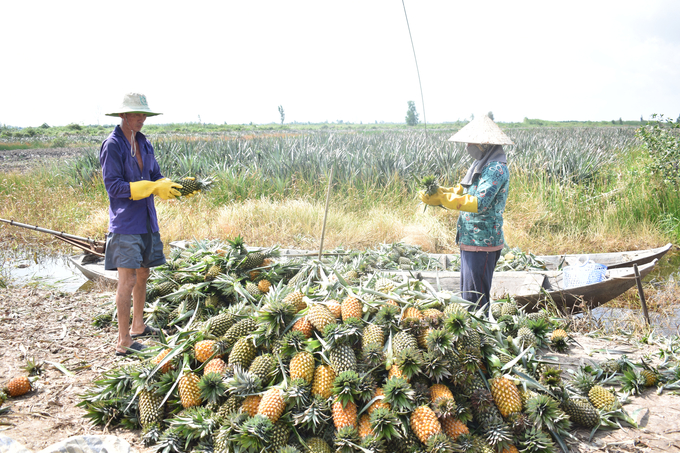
[204,264,221,281]
[174,176,213,196]
[228,337,257,369]
[560,398,600,428]
[138,389,164,428]
[223,318,257,348]
[206,312,237,337]
[392,331,419,356]
[588,385,620,411]
[328,344,357,374]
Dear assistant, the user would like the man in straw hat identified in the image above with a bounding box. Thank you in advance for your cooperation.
[100,92,182,356]
[420,115,513,311]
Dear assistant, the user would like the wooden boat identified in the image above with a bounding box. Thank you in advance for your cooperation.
[534,243,672,270]
[381,259,658,314]
[69,254,118,286]
[68,245,659,314]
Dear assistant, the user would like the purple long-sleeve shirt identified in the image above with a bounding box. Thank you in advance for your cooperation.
[100,125,164,234]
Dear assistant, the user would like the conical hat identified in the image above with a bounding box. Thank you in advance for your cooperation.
[447,115,514,145]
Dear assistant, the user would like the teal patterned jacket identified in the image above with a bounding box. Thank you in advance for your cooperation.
[456,161,509,251]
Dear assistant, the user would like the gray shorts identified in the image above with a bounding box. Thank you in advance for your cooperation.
[104,227,166,271]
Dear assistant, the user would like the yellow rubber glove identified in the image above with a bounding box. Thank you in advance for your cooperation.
[419,191,478,213]
[439,184,464,196]
[129,179,181,201]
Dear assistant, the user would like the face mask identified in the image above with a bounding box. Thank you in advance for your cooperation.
[466,144,485,160]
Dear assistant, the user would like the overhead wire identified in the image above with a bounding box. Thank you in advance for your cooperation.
[401,0,427,141]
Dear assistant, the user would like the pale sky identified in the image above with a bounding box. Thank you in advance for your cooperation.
[2,0,679,127]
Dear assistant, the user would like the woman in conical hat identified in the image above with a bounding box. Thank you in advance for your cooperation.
[420,115,513,311]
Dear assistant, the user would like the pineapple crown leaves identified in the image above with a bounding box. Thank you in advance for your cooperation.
[224,366,263,398]
[382,377,416,414]
[320,320,362,349]
[424,432,455,453]
[198,372,228,405]
[517,426,556,453]
[421,351,452,383]
[374,304,401,331]
[278,330,312,359]
[285,377,312,411]
[167,406,219,444]
[254,299,297,340]
[291,395,331,433]
[368,407,403,442]
[393,347,424,381]
[619,368,647,395]
[443,312,469,339]
[425,328,454,356]
[432,395,458,419]
[524,394,572,434]
[332,370,362,407]
[479,416,514,452]
[334,426,363,453]
[235,414,275,452]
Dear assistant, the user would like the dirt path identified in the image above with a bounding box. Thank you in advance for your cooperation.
[1,287,679,452]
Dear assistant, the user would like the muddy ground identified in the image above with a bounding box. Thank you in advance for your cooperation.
[1,287,680,452]
[0,147,93,173]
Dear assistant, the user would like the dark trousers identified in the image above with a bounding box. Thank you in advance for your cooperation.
[460,249,502,311]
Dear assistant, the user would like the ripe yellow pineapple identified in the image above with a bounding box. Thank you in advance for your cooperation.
[241,394,262,416]
[194,339,219,363]
[291,316,314,338]
[388,364,408,381]
[588,385,619,411]
[326,299,342,319]
[441,416,468,441]
[402,306,423,323]
[410,405,442,444]
[311,364,336,399]
[289,351,315,383]
[152,349,174,374]
[178,372,202,408]
[204,358,228,375]
[257,387,286,423]
[341,295,363,321]
[430,383,454,404]
[489,376,523,417]
[307,304,336,332]
[367,387,390,414]
[332,399,358,429]
[257,279,272,293]
[358,413,374,439]
[283,290,307,313]
[5,376,31,397]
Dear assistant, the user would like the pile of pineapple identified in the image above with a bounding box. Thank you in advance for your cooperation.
[79,238,672,453]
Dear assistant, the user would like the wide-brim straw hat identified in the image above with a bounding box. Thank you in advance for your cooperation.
[448,115,513,145]
[105,93,162,117]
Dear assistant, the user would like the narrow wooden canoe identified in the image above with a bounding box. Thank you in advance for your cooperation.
[68,254,118,286]
[69,247,658,314]
[382,260,658,314]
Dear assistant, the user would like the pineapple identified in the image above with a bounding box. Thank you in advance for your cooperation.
[332,399,358,429]
[560,398,600,428]
[392,331,419,356]
[312,364,336,399]
[441,416,469,441]
[206,312,236,337]
[641,369,659,387]
[204,264,221,281]
[245,281,262,298]
[410,405,441,444]
[307,304,336,332]
[204,358,228,376]
[489,376,523,417]
[362,324,385,350]
[290,351,315,384]
[283,290,307,313]
[223,318,257,348]
[173,176,213,196]
[178,372,202,408]
[358,413,374,439]
[326,300,342,319]
[5,376,32,397]
[341,295,363,321]
[257,279,272,293]
[328,344,357,374]
[249,354,275,382]
[292,316,314,338]
[139,389,164,427]
[588,385,619,411]
[151,348,174,374]
[241,394,262,416]
[306,437,333,453]
[367,387,390,414]
[194,339,219,363]
[228,337,257,369]
[257,387,286,423]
